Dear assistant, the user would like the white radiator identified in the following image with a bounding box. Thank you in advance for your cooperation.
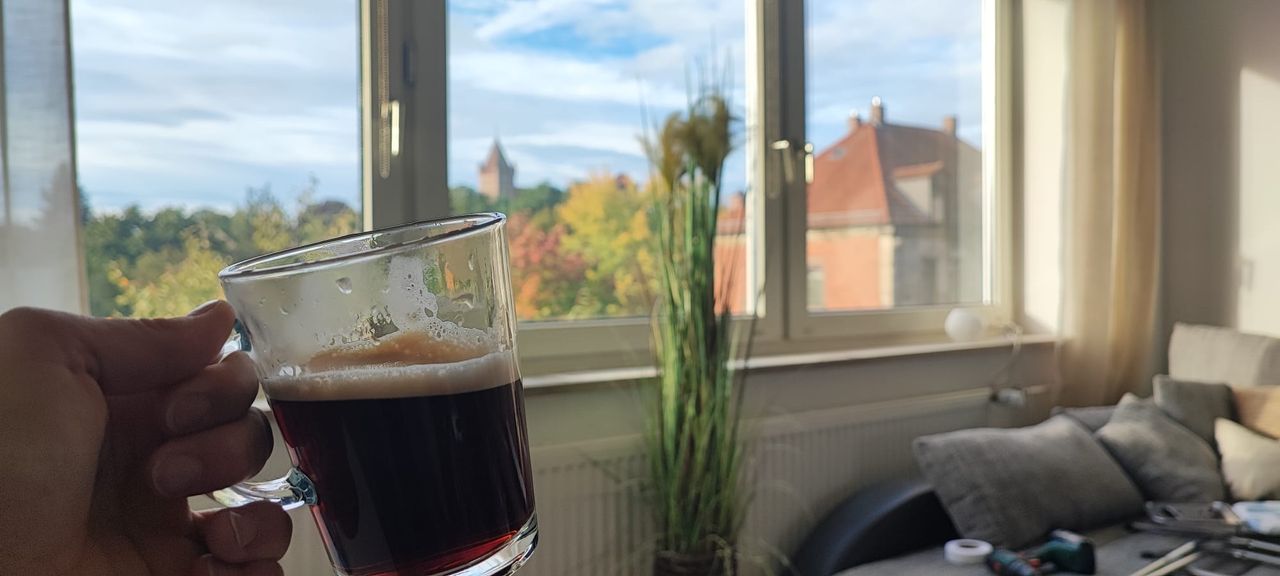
[517,387,991,576]
[278,387,992,575]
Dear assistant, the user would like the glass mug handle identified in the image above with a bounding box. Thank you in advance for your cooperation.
[208,321,317,511]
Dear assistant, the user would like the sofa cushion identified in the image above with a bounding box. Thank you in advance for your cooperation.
[1051,405,1116,432]
[1169,322,1280,388]
[1095,394,1225,502]
[1217,418,1280,500]
[1153,375,1234,447]
[1235,386,1280,439]
[913,416,1144,548]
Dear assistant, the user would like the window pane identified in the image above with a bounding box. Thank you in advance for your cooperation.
[72,0,361,318]
[805,0,984,312]
[446,0,749,322]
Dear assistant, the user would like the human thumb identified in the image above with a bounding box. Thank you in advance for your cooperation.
[77,300,237,395]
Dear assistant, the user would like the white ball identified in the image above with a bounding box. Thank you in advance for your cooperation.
[944,308,985,341]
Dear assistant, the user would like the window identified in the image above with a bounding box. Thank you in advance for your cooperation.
[778,0,1009,340]
[803,2,985,314]
[375,0,1010,363]
[442,0,749,323]
[71,0,362,318]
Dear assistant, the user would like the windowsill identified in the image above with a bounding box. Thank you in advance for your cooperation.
[249,332,1059,411]
[522,332,1058,389]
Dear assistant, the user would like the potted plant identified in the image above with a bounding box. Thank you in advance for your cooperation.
[643,79,749,576]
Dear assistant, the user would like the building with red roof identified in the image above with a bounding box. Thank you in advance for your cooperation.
[717,99,983,312]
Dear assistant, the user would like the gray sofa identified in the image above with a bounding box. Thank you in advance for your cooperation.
[795,323,1280,576]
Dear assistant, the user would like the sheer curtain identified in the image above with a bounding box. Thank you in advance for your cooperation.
[1056,0,1161,407]
[0,0,83,314]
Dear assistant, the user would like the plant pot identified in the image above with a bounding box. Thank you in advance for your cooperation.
[653,549,736,576]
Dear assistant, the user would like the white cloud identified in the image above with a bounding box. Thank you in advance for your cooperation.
[69,0,984,211]
[76,107,358,173]
[475,0,617,41]
[502,122,647,157]
[452,49,686,108]
[70,0,361,210]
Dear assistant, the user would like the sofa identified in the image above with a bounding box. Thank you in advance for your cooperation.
[792,323,1280,576]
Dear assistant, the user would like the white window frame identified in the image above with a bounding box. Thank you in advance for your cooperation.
[778,0,1015,342]
[367,0,1016,374]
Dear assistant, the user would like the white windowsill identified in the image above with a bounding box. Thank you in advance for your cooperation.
[522,332,1058,389]
[247,332,1058,411]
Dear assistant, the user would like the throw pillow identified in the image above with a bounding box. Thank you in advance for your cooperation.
[1051,405,1115,432]
[913,415,1144,548]
[1095,394,1225,502]
[1216,418,1280,500]
[1234,386,1280,439]
[1153,375,1234,447]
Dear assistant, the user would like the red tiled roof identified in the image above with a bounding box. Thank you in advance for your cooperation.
[717,114,979,234]
[809,121,974,228]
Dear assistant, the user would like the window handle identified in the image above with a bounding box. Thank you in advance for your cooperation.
[771,139,793,197]
[385,100,401,158]
[770,139,815,198]
[803,142,815,184]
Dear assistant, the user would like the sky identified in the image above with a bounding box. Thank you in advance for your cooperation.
[69,0,981,214]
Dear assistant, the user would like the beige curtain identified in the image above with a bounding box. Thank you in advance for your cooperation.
[1057,0,1160,407]
[0,0,84,314]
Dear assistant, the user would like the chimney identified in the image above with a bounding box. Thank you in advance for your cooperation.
[848,111,862,132]
[869,96,884,126]
[942,115,957,136]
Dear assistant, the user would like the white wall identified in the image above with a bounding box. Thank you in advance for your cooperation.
[1158,0,1280,344]
[1019,0,1069,334]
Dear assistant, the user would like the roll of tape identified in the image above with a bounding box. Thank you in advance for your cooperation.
[945,539,993,565]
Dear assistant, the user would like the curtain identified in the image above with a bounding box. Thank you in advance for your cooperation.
[0,0,83,314]
[1057,0,1160,407]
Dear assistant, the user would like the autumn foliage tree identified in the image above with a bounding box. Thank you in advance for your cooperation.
[505,213,586,319]
[83,182,359,318]
[555,173,655,317]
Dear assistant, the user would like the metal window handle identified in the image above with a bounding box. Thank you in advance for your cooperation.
[385,100,401,158]
[803,142,815,184]
[770,140,816,197]
[771,139,794,190]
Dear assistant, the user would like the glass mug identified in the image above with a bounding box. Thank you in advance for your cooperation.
[211,214,537,576]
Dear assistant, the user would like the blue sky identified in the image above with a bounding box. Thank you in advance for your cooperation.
[70,0,981,213]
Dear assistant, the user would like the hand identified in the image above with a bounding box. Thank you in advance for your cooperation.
[0,301,291,576]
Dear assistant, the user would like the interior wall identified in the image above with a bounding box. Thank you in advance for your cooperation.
[1158,0,1280,346]
[523,343,1058,448]
[1018,0,1069,334]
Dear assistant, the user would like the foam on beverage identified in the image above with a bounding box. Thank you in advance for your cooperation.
[262,327,517,402]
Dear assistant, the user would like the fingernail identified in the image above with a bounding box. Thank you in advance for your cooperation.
[188,300,220,317]
[228,510,257,548]
[166,395,210,433]
[152,454,202,497]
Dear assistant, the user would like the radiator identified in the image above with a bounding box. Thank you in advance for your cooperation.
[518,387,991,576]
[278,387,992,575]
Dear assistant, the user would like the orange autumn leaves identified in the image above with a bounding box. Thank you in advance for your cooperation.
[506,173,656,321]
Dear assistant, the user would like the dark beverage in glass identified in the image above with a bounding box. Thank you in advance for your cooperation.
[267,345,535,575]
[214,214,538,576]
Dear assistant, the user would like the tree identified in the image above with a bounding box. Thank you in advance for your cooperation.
[241,186,293,255]
[508,182,563,214]
[555,173,655,317]
[82,178,359,318]
[108,232,229,318]
[449,186,492,215]
[505,213,587,319]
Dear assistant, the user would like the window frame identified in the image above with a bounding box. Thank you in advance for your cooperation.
[372,0,1017,374]
[779,0,1015,342]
